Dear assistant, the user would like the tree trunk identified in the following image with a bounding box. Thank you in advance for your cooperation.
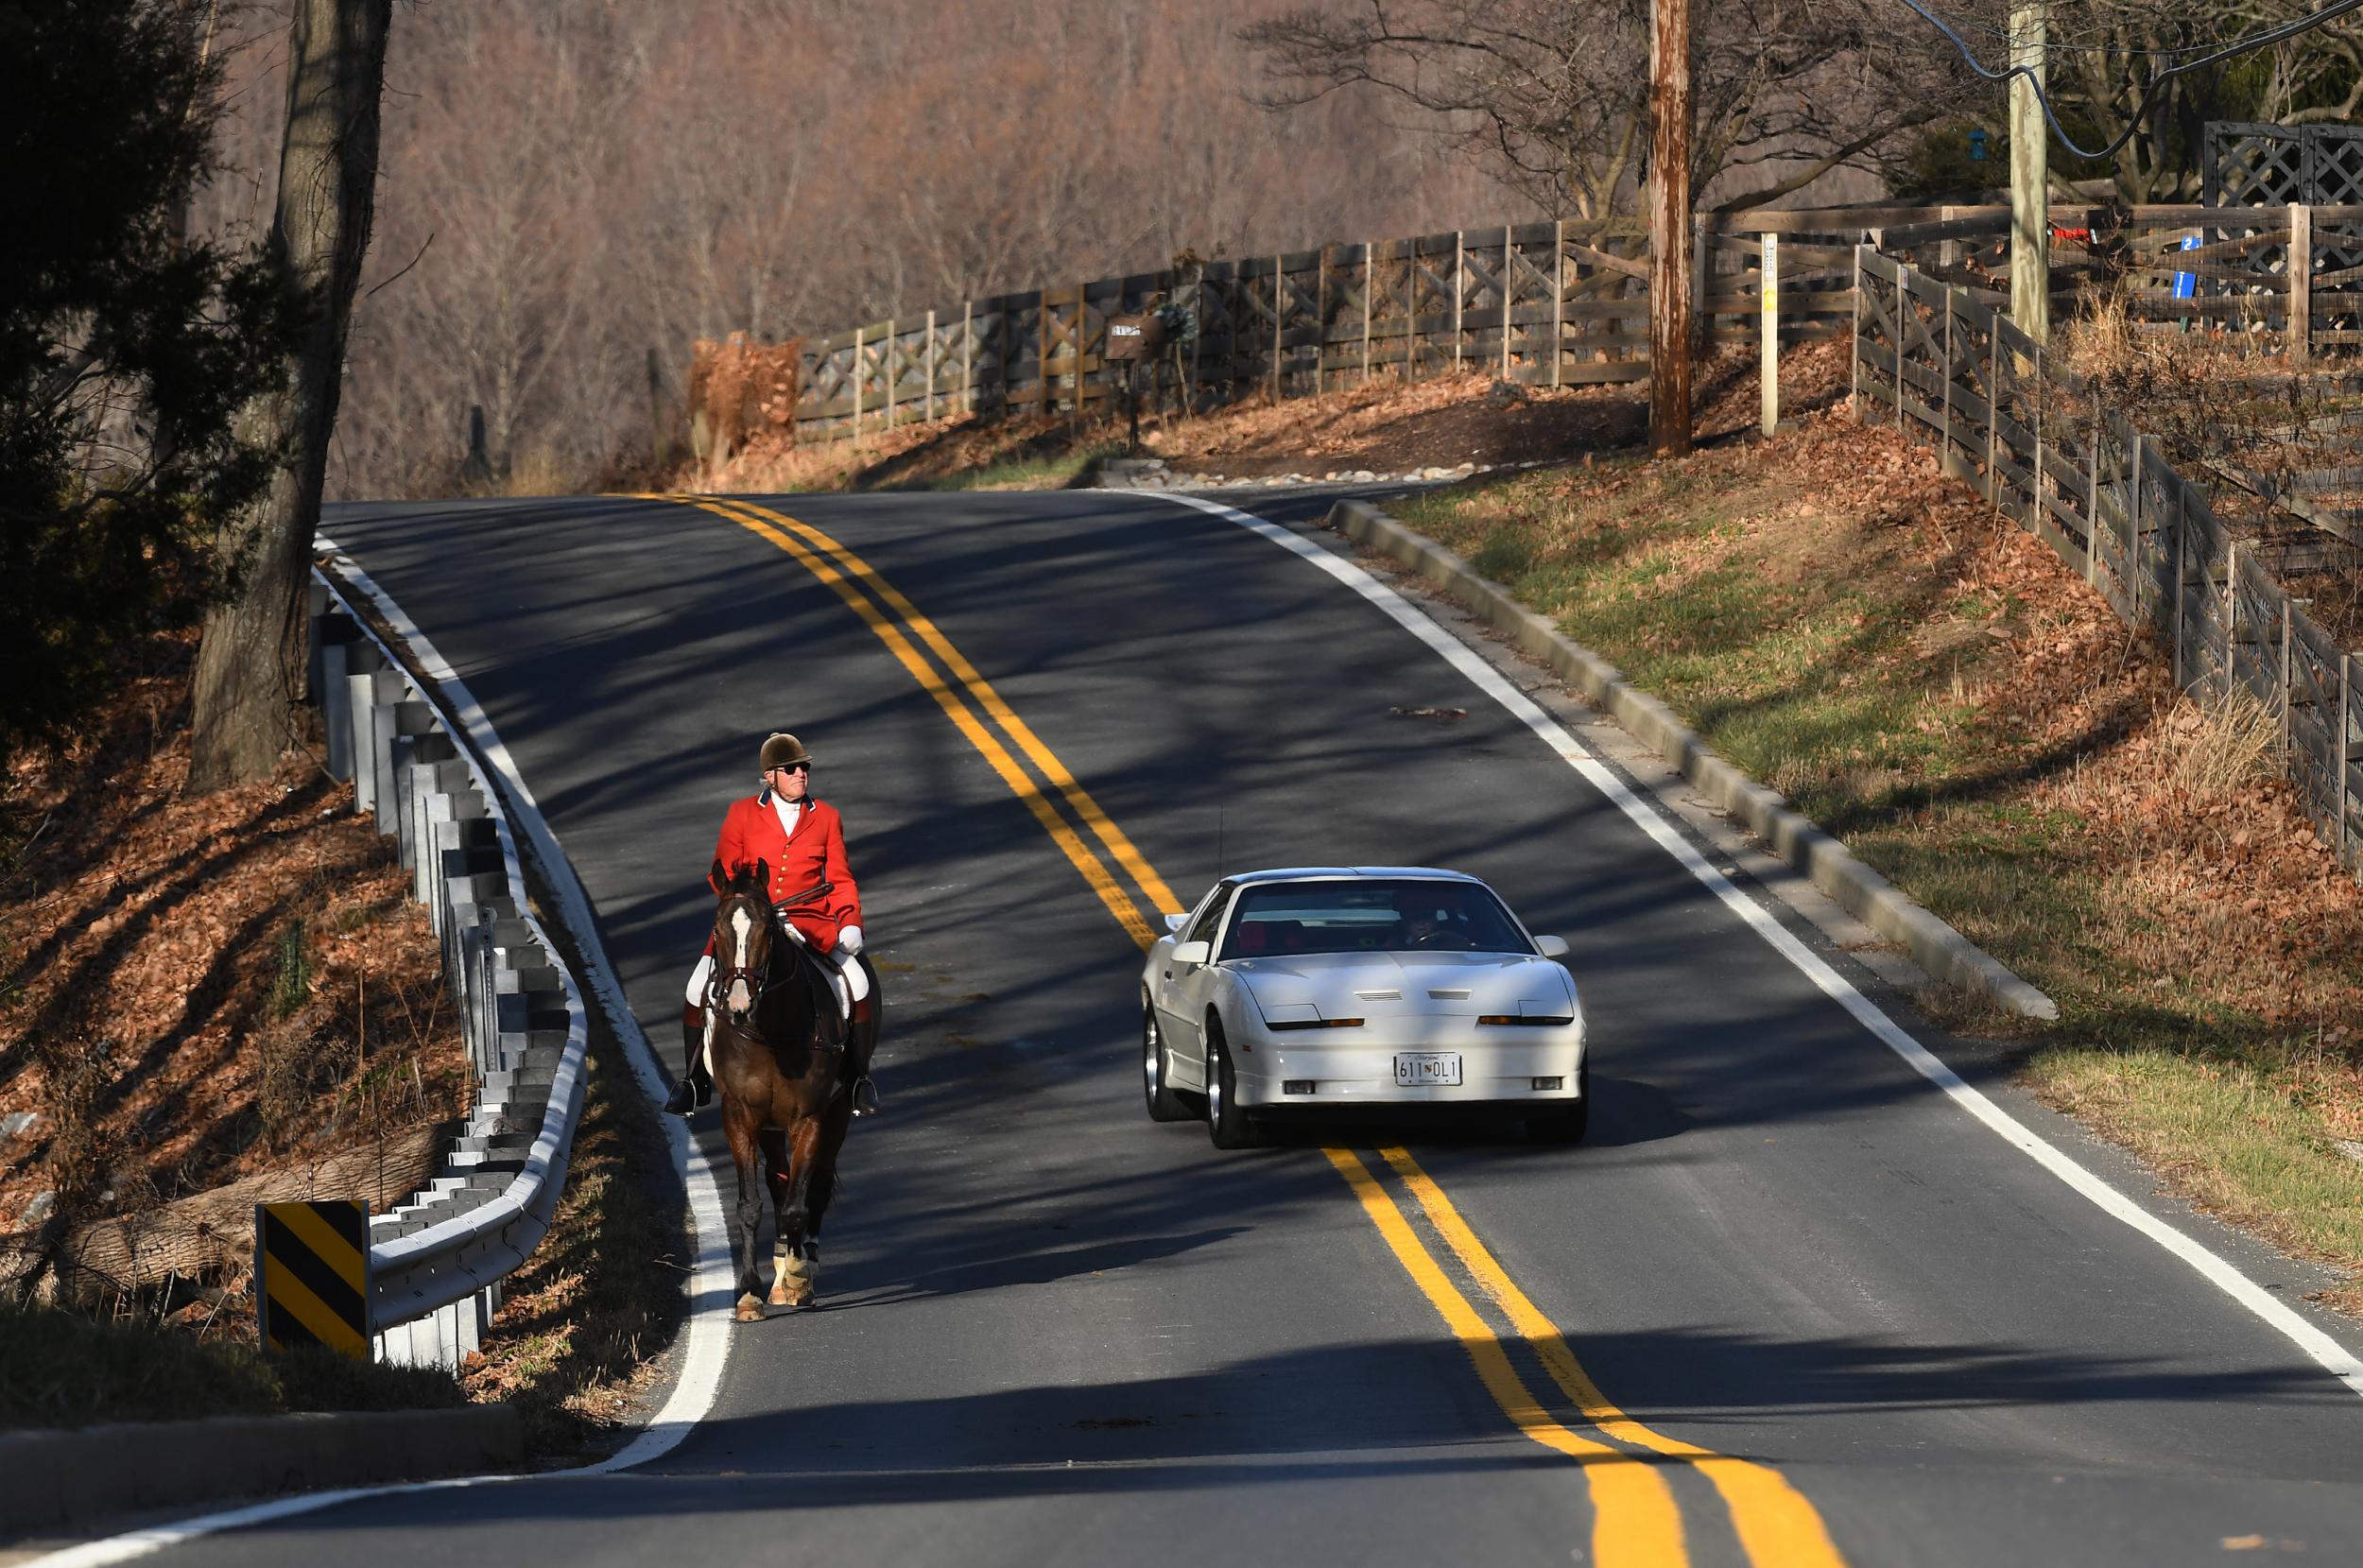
[186,0,391,791]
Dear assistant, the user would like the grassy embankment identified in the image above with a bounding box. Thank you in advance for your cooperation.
[1390,413,2363,1308]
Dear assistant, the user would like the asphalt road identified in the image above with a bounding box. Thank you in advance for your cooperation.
[162,486,2363,1565]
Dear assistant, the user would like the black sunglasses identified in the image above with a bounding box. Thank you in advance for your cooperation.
[769,761,811,774]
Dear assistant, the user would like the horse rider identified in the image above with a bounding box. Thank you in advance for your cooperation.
[667,732,881,1117]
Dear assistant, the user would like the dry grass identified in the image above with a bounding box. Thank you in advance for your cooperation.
[2166,687,2285,801]
[1393,416,2363,1306]
[1,631,467,1294]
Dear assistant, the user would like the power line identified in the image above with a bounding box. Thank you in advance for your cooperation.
[1893,0,2363,161]
[1897,5,2269,60]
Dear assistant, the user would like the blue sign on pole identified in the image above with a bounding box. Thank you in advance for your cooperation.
[2172,233,2201,301]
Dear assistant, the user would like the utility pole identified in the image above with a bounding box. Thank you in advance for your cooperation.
[1648,0,1693,456]
[2009,0,2049,342]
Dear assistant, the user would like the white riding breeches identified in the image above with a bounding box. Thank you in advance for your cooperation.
[685,943,869,1016]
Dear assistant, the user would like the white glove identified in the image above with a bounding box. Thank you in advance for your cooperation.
[835,925,863,956]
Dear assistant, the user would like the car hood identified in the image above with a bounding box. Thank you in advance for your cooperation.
[1233,951,1575,1019]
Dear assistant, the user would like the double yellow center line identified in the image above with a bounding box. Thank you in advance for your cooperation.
[663,492,1846,1568]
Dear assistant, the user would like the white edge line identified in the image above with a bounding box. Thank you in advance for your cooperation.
[1144,491,2363,1401]
[22,542,739,1568]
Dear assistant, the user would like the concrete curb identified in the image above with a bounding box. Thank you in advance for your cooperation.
[1325,497,2061,1022]
[0,1404,522,1536]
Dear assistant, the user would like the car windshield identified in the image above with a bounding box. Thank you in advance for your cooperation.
[1216,879,1533,959]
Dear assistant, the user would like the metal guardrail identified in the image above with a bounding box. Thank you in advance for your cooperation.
[306,564,590,1368]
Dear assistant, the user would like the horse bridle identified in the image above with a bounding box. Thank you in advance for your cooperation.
[709,878,835,1025]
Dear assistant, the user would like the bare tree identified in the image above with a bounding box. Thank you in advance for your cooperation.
[1242,0,1971,217]
[196,0,1527,504]
[187,0,392,789]
[1935,0,2363,201]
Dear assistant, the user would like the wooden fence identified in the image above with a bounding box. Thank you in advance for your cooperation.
[1854,248,2363,878]
[775,209,1999,445]
[751,201,2363,450]
[1872,203,2363,358]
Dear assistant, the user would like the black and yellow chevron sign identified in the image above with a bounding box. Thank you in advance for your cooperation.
[255,1200,371,1358]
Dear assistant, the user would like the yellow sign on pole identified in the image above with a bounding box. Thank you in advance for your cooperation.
[256,1200,371,1360]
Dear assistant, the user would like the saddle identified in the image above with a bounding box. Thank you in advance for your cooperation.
[768,938,851,1055]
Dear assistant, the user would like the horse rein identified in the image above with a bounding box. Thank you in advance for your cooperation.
[709,881,844,1042]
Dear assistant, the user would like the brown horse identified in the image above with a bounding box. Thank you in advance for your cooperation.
[703,857,878,1321]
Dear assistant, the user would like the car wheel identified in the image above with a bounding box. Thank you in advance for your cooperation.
[1530,1060,1590,1145]
[1205,1019,1262,1150]
[1143,995,1193,1123]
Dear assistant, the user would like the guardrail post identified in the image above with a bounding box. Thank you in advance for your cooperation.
[852,323,864,440]
[346,668,404,814]
[372,699,435,838]
[319,628,357,782]
[389,731,456,871]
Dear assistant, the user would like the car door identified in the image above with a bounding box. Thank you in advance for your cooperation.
[1156,882,1233,1091]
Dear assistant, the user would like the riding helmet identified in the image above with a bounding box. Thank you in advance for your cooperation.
[759,732,813,771]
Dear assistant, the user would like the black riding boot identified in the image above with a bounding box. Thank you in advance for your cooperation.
[664,1001,712,1116]
[848,989,881,1115]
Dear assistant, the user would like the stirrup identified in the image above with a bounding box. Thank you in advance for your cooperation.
[664,1076,710,1116]
[851,1076,881,1117]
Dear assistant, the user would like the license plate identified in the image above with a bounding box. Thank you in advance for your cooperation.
[1393,1053,1462,1087]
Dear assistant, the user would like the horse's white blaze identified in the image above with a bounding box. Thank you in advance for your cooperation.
[730,905,751,967]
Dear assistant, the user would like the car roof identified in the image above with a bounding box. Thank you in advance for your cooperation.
[1226,866,1488,887]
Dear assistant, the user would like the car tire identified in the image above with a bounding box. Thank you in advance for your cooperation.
[1205,1020,1263,1150]
[1529,1060,1590,1145]
[1143,995,1194,1123]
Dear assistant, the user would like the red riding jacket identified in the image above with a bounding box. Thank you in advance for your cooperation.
[705,793,863,952]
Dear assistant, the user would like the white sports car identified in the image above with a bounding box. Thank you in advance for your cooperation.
[1140,867,1587,1148]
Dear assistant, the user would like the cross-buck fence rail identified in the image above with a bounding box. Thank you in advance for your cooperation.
[722,210,1970,452]
[1853,248,2363,878]
[1875,203,2363,358]
[697,201,2363,462]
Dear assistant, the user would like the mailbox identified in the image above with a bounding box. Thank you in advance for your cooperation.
[1104,313,1167,361]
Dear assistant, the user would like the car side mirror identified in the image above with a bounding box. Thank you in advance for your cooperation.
[1534,935,1569,958]
[1171,940,1212,966]
[1164,912,1190,934]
